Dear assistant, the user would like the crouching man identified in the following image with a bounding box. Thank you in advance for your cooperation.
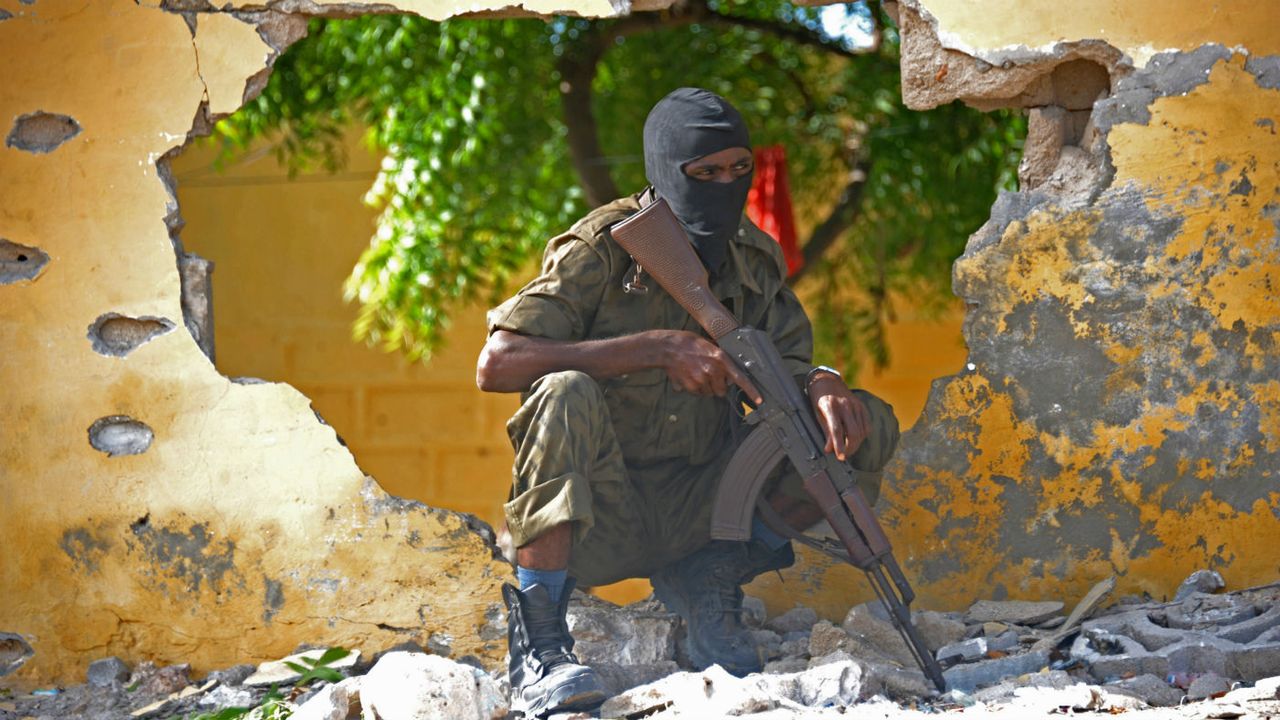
[476,87,900,717]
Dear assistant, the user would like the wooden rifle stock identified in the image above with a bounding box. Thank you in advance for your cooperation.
[609,198,740,340]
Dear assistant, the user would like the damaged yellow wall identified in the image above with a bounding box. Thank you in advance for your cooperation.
[0,0,635,689]
[749,0,1280,620]
[5,0,1276,689]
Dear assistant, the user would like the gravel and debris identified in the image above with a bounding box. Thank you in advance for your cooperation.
[3,570,1278,719]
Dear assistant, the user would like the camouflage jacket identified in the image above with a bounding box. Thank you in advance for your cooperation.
[487,193,815,469]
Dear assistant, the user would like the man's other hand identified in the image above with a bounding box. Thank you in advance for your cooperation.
[807,372,870,462]
[654,330,762,404]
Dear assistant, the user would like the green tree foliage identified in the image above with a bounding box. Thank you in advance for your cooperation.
[219,1,1023,371]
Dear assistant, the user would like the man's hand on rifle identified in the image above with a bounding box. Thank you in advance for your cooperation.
[807,372,871,462]
[654,330,763,404]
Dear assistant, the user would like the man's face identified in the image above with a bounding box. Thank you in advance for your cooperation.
[683,146,753,184]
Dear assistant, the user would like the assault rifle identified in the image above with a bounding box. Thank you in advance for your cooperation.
[610,197,947,693]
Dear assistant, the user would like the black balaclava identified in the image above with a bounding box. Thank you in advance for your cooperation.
[643,88,752,276]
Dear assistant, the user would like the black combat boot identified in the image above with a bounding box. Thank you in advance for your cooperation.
[650,539,795,676]
[503,579,607,718]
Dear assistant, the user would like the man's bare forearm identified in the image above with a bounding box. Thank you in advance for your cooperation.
[476,329,668,393]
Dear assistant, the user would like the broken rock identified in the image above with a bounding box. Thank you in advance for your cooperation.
[937,637,988,665]
[292,677,361,720]
[942,650,1050,693]
[86,656,131,687]
[966,599,1064,626]
[599,665,777,718]
[914,611,967,651]
[567,595,678,666]
[1176,569,1226,602]
[361,651,506,720]
[842,603,916,667]
[591,661,680,696]
[1187,672,1233,701]
[768,606,819,635]
[1108,673,1185,707]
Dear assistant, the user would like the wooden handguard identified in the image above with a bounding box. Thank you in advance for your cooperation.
[608,198,741,340]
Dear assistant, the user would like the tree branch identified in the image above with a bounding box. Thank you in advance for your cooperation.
[557,5,705,207]
[790,153,872,283]
[557,34,618,208]
[701,3,865,59]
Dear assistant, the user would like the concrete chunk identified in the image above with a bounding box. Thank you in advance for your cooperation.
[937,637,987,665]
[1108,673,1185,707]
[967,600,1064,626]
[361,652,506,720]
[769,606,819,634]
[1175,569,1225,602]
[86,656,130,687]
[1187,672,1232,700]
[942,650,1050,693]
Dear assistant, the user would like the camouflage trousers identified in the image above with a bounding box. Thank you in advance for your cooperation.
[502,370,900,587]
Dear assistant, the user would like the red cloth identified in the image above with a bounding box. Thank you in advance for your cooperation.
[746,145,803,276]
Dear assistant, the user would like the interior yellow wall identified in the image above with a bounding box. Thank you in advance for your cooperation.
[174,133,520,527]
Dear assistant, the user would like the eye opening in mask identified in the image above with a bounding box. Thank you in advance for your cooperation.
[681,147,755,183]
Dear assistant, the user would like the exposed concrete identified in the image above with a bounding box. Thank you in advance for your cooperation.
[87,416,156,457]
[87,314,177,357]
[177,252,215,361]
[0,239,49,285]
[0,633,34,677]
[896,2,1128,114]
[5,111,81,154]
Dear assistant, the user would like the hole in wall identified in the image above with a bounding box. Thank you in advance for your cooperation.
[157,13,520,547]
[0,238,50,284]
[87,313,177,357]
[5,110,82,154]
[153,8,1053,608]
[88,415,155,457]
[0,632,34,676]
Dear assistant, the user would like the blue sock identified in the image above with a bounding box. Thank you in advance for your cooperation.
[752,516,790,551]
[517,566,568,603]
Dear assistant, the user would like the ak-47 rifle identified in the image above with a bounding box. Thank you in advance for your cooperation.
[610,197,947,693]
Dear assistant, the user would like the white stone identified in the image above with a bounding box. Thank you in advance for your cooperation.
[742,595,767,628]
[361,651,507,720]
[243,649,360,687]
[196,684,257,708]
[292,677,361,720]
[568,601,678,666]
[600,665,778,717]
[1007,683,1147,714]
[783,659,862,707]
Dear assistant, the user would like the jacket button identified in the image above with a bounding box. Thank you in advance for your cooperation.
[668,414,678,423]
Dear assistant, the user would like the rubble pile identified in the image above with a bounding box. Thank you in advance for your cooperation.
[3,571,1279,719]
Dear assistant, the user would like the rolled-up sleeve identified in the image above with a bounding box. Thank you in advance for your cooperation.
[487,235,612,341]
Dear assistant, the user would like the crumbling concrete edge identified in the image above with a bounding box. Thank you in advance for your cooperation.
[142,0,510,569]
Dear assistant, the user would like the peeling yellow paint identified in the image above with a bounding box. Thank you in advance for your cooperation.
[917,0,1280,66]
[194,14,274,116]
[0,0,636,689]
[1113,58,1280,335]
[221,0,624,20]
